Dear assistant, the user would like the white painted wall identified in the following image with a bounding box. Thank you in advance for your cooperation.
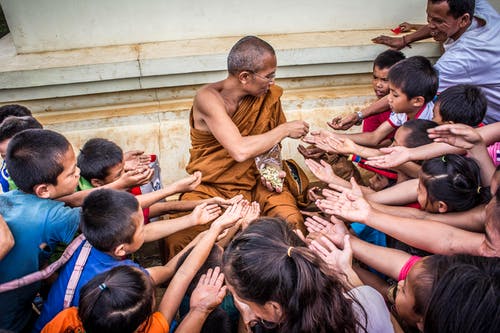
[1,0,431,53]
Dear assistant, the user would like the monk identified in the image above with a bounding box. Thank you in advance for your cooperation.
[165,36,309,257]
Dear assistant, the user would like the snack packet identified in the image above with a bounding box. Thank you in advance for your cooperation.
[255,144,284,191]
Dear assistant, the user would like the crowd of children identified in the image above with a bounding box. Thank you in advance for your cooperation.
[1,1,500,331]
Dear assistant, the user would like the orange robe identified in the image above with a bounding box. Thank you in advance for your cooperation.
[166,85,304,257]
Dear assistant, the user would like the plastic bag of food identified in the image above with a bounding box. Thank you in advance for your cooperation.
[255,144,284,190]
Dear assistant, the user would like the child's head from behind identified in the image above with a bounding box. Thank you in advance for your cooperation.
[433,85,487,126]
[372,49,406,99]
[81,189,144,256]
[0,104,32,124]
[79,265,154,333]
[417,154,490,213]
[78,138,124,187]
[480,181,500,257]
[0,116,43,159]
[6,129,79,197]
[394,254,497,331]
[423,256,499,333]
[387,56,438,113]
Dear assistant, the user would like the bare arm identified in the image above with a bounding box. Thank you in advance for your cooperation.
[194,88,308,162]
[0,215,14,260]
[328,96,391,131]
[366,178,418,205]
[326,121,394,148]
[371,25,432,50]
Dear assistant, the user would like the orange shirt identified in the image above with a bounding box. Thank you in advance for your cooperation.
[41,307,170,333]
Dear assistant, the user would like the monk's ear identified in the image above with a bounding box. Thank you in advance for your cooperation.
[238,71,253,84]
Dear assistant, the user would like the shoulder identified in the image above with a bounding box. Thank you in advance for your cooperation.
[194,84,225,109]
[349,286,393,333]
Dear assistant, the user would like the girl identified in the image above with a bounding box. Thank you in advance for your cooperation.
[223,217,393,333]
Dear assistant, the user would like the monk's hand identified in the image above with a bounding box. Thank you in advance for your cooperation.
[260,166,285,193]
[284,120,310,139]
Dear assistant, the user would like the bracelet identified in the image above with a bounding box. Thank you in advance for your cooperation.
[355,111,363,125]
[402,35,412,49]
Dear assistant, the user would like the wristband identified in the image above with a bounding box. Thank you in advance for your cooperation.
[355,111,363,125]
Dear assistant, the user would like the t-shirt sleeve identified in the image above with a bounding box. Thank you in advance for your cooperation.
[45,204,81,245]
[387,112,402,128]
[349,285,394,333]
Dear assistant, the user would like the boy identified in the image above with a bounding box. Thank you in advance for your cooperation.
[311,56,438,148]
[34,188,239,330]
[0,104,32,124]
[432,84,487,127]
[0,129,81,331]
[0,116,43,193]
[77,137,239,218]
[362,49,406,142]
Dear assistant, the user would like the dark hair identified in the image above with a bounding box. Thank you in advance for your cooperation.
[436,85,487,126]
[373,49,406,70]
[78,265,154,333]
[81,189,139,252]
[6,129,71,193]
[227,36,275,75]
[429,0,475,19]
[420,154,491,212]
[0,104,32,124]
[388,56,438,103]
[0,116,43,143]
[223,217,366,333]
[78,138,123,181]
[423,256,499,333]
[401,119,438,148]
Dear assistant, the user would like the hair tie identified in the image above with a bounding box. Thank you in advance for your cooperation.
[441,156,446,163]
[477,186,481,194]
[287,246,294,257]
[99,283,107,291]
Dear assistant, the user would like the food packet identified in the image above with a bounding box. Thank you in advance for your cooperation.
[255,144,284,190]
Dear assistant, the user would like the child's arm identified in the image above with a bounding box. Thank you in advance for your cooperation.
[328,95,391,131]
[148,194,244,217]
[313,121,394,148]
[136,172,202,209]
[0,215,14,260]
[319,184,486,256]
[175,267,227,333]
[143,203,221,242]
[158,203,242,324]
[313,135,382,158]
[428,124,495,186]
[365,178,418,205]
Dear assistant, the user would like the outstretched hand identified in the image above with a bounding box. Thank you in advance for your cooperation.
[118,166,154,189]
[189,203,222,226]
[371,35,406,50]
[189,267,227,314]
[305,159,336,184]
[427,123,483,150]
[240,201,261,230]
[124,150,151,171]
[327,113,358,131]
[210,202,244,233]
[297,144,325,160]
[366,146,411,168]
[310,234,354,279]
[173,171,202,193]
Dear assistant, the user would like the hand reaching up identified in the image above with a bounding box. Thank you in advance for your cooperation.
[297,144,325,160]
[210,194,244,208]
[366,146,411,168]
[327,113,358,131]
[173,171,202,193]
[427,123,483,150]
[118,166,154,189]
[189,267,227,314]
[305,159,336,184]
[240,201,261,230]
[210,202,244,233]
[124,150,151,171]
[189,203,222,226]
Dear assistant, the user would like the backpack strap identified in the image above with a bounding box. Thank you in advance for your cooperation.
[63,240,92,308]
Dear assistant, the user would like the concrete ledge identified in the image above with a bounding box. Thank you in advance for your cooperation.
[0,30,441,103]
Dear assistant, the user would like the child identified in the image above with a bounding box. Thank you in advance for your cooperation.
[42,200,241,333]
[0,104,32,124]
[34,188,237,331]
[432,84,487,127]
[0,116,43,192]
[307,56,438,148]
[362,49,406,143]
[223,217,393,333]
[0,129,81,332]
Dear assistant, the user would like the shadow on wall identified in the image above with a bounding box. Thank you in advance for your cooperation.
[0,6,9,38]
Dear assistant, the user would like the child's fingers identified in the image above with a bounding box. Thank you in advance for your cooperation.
[197,273,207,287]
[320,235,339,252]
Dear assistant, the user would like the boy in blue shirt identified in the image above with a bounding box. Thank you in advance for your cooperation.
[0,129,81,331]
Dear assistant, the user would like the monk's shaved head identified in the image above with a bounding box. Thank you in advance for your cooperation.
[227,36,275,75]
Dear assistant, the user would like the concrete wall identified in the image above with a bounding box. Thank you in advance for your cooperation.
[1,0,430,53]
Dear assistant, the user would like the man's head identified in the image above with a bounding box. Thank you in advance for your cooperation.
[427,0,475,42]
[6,129,80,197]
[81,189,144,257]
[0,116,43,159]
[227,36,277,96]
[78,138,124,187]
[372,50,406,98]
[0,104,32,125]
[388,56,438,113]
[432,85,486,126]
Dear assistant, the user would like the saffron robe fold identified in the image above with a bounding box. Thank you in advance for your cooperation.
[166,85,304,257]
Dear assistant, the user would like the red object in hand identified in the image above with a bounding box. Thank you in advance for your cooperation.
[391,26,402,34]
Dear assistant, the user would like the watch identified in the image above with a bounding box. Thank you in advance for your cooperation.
[355,111,363,125]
